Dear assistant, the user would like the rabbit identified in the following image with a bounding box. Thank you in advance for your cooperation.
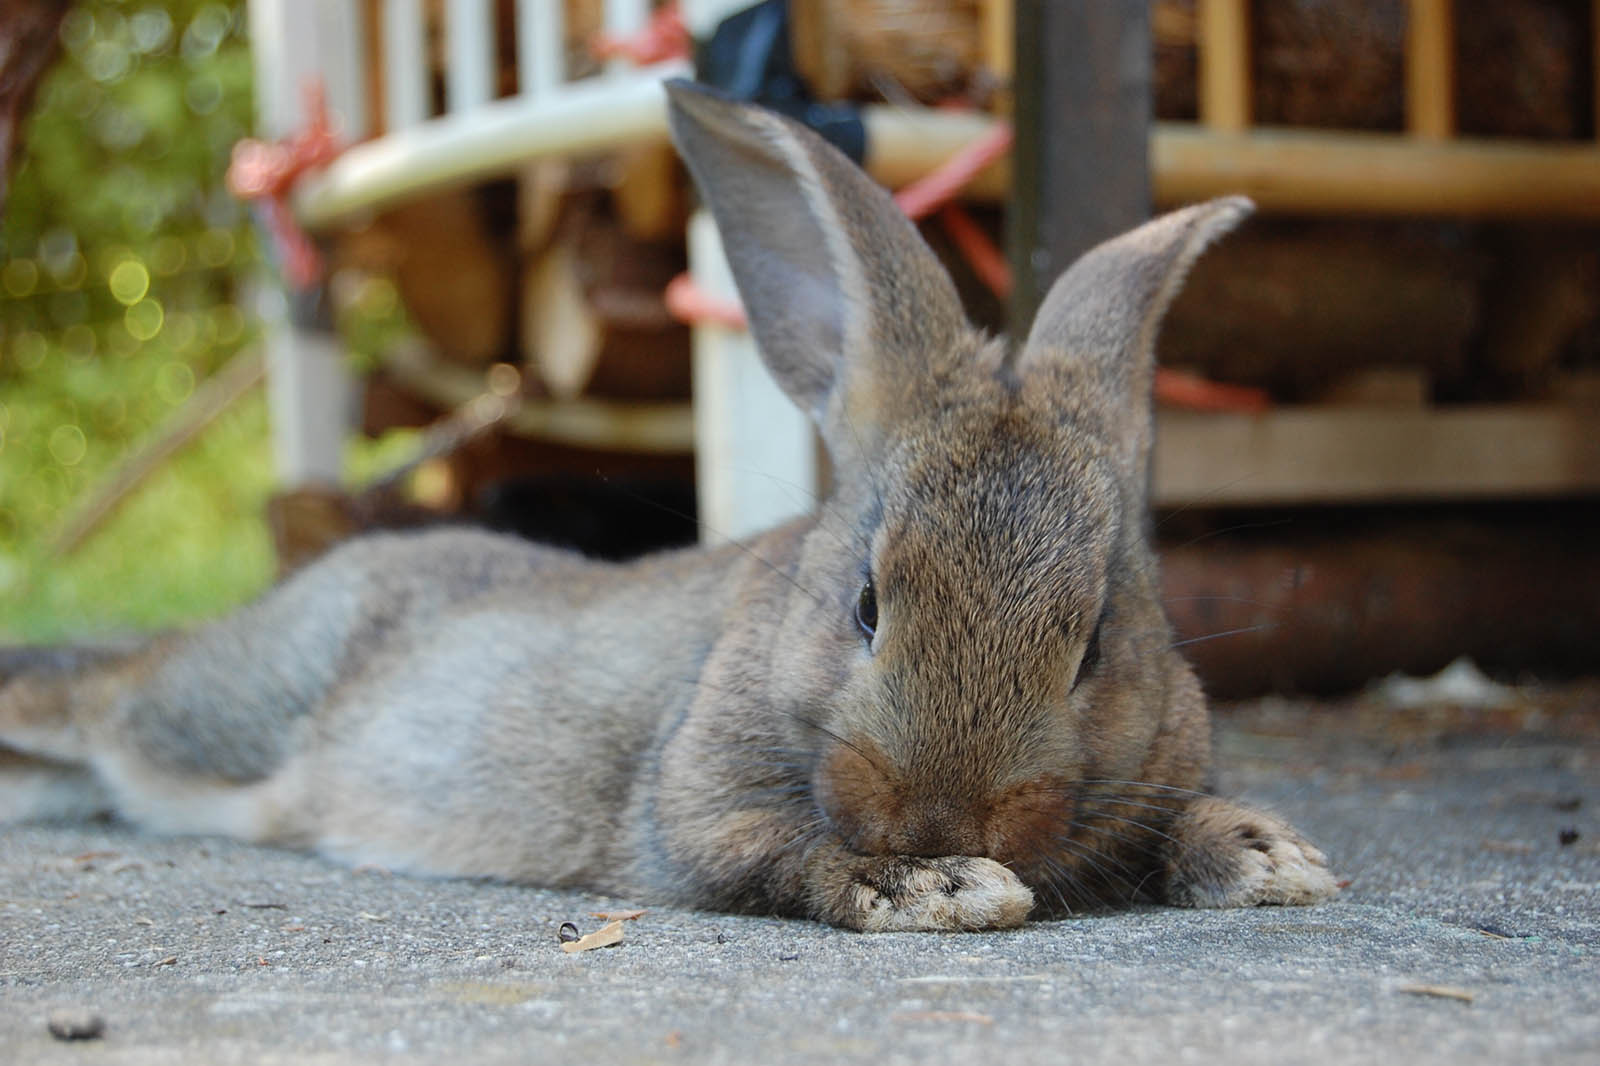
[0,81,1337,932]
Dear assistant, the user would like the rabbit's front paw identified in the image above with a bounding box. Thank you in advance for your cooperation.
[831,855,1035,932]
[1164,797,1339,908]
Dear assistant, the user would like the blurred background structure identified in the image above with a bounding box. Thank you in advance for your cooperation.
[1,1,1597,694]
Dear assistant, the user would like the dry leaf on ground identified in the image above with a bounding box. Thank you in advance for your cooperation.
[1398,984,1475,1003]
[560,920,626,954]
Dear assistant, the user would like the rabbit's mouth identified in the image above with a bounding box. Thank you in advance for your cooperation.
[812,738,1081,870]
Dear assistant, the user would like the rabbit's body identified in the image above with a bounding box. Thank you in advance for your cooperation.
[0,83,1337,930]
[5,527,740,886]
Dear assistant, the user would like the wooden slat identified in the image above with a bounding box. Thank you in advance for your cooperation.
[1152,406,1600,506]
[1198,0,1250,132]
[1406,0,1455,139]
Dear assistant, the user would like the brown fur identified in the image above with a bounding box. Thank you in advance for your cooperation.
[0,83,1335,930]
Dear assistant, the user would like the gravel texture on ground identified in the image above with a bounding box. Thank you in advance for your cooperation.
[3,687,1597,1065]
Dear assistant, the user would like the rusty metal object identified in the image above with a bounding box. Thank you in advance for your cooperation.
[1159,506,1600,696]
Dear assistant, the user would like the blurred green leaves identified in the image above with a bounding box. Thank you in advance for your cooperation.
[1,1,270,640]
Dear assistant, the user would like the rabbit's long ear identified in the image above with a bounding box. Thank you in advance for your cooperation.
[665,80,967,450]
[1016,197,1253,483]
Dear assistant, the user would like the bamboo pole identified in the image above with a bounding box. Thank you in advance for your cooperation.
[296,89,1600,229]
[1197,0,1250,132]
[1151,124,1600,220]
[381,341,694,454]
[980,0,1013,97]
[1406,0,1456,140]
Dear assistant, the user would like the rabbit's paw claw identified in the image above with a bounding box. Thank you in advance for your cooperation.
[1166,797,1339,908]
[850,855,1034,932]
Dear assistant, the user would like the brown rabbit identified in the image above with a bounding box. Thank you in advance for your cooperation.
[0,82,1335,931]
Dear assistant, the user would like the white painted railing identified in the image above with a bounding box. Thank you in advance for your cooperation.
[249,0,820,540]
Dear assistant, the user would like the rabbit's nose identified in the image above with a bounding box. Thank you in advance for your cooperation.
[866,800,988,859]
[814,739,993,856]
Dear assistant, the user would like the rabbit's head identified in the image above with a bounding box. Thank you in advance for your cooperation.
[668,82,1248,907]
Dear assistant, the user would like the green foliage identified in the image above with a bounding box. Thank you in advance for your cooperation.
[0,1,270,640]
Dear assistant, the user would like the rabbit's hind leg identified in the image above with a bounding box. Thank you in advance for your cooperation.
[0,638,316,844]
[0,747,112,821]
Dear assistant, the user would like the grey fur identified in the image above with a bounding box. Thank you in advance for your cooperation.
[0,83,1335,929]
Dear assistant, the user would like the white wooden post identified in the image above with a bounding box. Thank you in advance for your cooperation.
[247,0,369,488]
[603,0,650,74]
[445,0,496,110]
[383,0,429,128]
[688,211,819,544]
[517,0,565,96]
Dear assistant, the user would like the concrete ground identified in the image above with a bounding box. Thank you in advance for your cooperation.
[3,684,1597,1065]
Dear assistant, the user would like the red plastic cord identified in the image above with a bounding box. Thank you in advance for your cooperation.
[939,203,1012,299]
[591,1,691,65]
[664,271,747,330]
[1153,368,1271,413]
[226,80,343,288]
[893,122,1013,221]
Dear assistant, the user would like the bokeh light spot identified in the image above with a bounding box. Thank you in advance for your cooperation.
[109,259,151,305]
[3,259,40,297]
[60,8,96,53]
[196,228,235,268]
[86,38,133,84]
[62,323,97,360]
[49,424,88,467]
[126,298,165,340]
[130,8,174,53]
[13,331,48,370]
[166,310,198,352]
[182,4,232,62]
[52,253,88,289]
[185,73,223,115]
[156,361,196,405]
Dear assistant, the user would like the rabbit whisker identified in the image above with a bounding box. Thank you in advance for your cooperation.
[1161,594,1284,612]
[781,710,890,777]
[1072,809,1183,848]
[1169,624,1274,649]
[1168,517,1295,552]
[1081,779,1213,800]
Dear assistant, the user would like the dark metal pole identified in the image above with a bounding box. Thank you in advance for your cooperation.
[1008,0,1152,337]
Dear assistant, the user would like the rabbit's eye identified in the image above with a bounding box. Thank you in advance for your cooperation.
[1074,621,1102,687]
[855,580,878,642]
